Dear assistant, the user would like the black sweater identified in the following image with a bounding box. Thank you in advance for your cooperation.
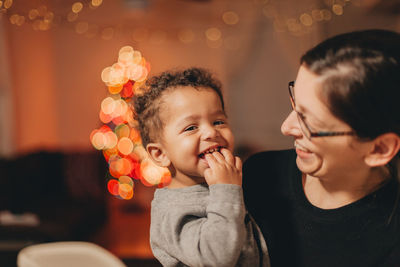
[243,149,400,267]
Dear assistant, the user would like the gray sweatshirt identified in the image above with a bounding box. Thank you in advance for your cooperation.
[150,183,270,267]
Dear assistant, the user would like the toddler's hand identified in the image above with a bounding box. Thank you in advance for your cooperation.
[203,148,242,186]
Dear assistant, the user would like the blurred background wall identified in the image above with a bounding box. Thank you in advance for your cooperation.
[1,0,399,156]
[1,0,400,265]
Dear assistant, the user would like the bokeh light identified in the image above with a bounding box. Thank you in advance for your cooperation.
[222,11,239,25]
[72,2,83,13]
[299,13,313,26]
[91,0,103,7]
[91,46,171,200]
[205,27,221,41]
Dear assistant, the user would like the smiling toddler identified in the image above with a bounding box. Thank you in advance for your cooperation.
[134,67,269,267]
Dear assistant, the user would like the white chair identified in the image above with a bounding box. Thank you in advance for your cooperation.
[17,241,127,267]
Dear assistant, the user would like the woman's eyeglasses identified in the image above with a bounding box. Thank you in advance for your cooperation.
[288,81,355,140]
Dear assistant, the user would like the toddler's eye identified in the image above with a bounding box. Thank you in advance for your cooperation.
[184,125,197,131]
[214,120,225,126]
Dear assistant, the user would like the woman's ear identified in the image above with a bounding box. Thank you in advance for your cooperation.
[146,143,171,167]
[364,133,400,167]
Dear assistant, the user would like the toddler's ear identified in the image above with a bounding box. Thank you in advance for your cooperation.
[146,143,171,167]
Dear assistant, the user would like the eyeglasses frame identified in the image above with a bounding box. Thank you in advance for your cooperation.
[288,81,355,139]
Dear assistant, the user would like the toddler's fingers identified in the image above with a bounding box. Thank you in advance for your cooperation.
[211,151,226,164]
[205,153,218,168]
[235,156,242,171]
[220,148,234,165]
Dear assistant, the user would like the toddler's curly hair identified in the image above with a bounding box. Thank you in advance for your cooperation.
[133,67,225,148]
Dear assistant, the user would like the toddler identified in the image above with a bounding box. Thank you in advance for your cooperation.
[134,67,269,267]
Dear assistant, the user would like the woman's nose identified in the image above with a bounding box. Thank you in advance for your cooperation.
[281,110,302,137]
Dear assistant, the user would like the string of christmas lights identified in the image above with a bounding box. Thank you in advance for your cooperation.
[90,46,171,200]
[1,0,357,45]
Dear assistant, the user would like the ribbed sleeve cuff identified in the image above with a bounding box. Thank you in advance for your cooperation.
[207,184,245,218]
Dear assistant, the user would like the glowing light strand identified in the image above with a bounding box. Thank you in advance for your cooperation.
[91,46,171,200]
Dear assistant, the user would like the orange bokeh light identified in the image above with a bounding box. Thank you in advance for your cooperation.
[118,183,134,200]
[118,137,134,155]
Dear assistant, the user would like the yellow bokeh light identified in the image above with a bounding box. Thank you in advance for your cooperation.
[104,131,118,149]
[72,2,83,13]
[332,4,343,15]
[299,13,313,26]
[3,0,12,9]
[0,1,3,8]
[127,65,144,81]
[101,97,115,115]
[91,0,103,7]
[178,29,195,44]
[107,63,128,86]
[92,132,106,150]
[118,51,134,66]
[119,46,134,55]
[222,11,239,25]
[132,51,142,64]
[101,66,112,84]
[28,9,39,20]
[112,99,128,117]
[205,27,221,41]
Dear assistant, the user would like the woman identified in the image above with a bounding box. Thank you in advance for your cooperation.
[243,29,400,267]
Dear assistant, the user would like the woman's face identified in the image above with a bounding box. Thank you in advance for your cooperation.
[281,65,371,180]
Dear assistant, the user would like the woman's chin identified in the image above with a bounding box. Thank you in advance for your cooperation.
[296,152,322,175]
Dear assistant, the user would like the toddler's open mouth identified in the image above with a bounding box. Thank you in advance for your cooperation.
[198,146,225,159]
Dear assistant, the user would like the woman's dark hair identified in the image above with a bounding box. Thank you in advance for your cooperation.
[133,67,224,148]
[301,29,400,222]
[300,29,400,141]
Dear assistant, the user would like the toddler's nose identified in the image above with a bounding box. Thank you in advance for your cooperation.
[202,125,219,140]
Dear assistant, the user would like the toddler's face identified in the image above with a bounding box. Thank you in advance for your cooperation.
[158,86,234,183]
